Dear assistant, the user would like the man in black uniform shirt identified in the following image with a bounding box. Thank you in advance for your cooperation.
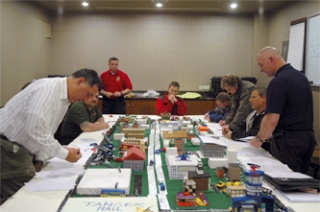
[250,46,315,174]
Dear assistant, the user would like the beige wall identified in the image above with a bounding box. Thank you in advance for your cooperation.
[251,13,270,88]
[50,12,254,92]
[0,1,51,106]
[1,1,319,142]
[268,1,319,51]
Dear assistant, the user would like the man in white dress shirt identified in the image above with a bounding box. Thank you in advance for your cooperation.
[0,68,102,202]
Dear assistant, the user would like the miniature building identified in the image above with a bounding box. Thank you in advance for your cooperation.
[183,116,190,121]
[122,146,146,171]
[176,178,210,207]
[232,166,274,212]
[119,116,132,123]
[166,154,198,179]
[190,137,200,145]
[121,138,146,152]
[122,128,146,138]
[136,118,148,125]
[162,130,188,155]
[176,179,197,207]
[162,130,187,139]
[160,121,180,131]
[161,112,171,120]
[113,133,125,140]
[176,192,197,207]
[226,186,246,198]
[188,171,211,191]
[228,163,241,181]
[245,168,264,198]
[120,122,129,131]
[175,139,184,155]
[77,169,132,195]
[200,139,225,158]
[173,116,180,121]
[132,121,139,128]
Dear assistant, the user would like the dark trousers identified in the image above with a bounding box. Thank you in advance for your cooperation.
[102,97,126,114]
[0,136,35,202]
[271,130,316,174]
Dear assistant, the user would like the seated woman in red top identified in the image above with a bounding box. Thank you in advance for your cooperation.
[156,81,187,116]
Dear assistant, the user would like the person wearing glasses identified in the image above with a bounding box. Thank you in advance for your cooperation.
[0,69,102,202]
[55,90,109,146]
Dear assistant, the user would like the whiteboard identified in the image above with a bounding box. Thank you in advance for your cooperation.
[287,22,305,71]
[306,14,320,85]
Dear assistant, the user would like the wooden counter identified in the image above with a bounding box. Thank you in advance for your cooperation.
[98,91,216,115]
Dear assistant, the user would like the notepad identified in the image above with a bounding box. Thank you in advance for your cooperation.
[177,92,202,99]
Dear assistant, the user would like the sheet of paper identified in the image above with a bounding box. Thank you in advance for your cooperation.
[207,123,224,137]
[235,145,293,173]
[36,163,84,178]
[279,191,320,202]
[198,135,227,147]
[66,142,95,165]
[25,158,85,192]
[79,138,97,143]
[236,136,254,142]
[237,145,271,157]
[61,196,159,212]
[239,155,293,173]
[177,92,202,99]
[24,176,77,192]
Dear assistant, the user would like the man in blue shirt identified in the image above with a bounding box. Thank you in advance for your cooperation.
[204,92,231,122]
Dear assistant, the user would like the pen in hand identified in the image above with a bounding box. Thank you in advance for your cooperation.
[219,119,225,126]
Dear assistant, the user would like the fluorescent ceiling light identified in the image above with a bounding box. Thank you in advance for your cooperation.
[156,3,163,7]
[82,2,89,7]
[230,3,238,9]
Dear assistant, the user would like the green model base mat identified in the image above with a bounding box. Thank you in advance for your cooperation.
[72,118,279,211]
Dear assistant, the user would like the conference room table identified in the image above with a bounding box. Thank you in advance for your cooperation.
[0,115,319,212]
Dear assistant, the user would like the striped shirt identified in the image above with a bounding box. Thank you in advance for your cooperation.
[0,77,70,161]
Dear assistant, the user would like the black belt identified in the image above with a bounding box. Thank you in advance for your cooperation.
[103,96,124,100]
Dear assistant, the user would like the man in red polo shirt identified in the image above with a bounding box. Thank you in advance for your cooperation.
[100,57,133,114]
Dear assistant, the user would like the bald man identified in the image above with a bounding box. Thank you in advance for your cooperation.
[250,46,315,174]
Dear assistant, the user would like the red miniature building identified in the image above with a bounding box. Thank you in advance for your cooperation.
[122,146,146,171]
